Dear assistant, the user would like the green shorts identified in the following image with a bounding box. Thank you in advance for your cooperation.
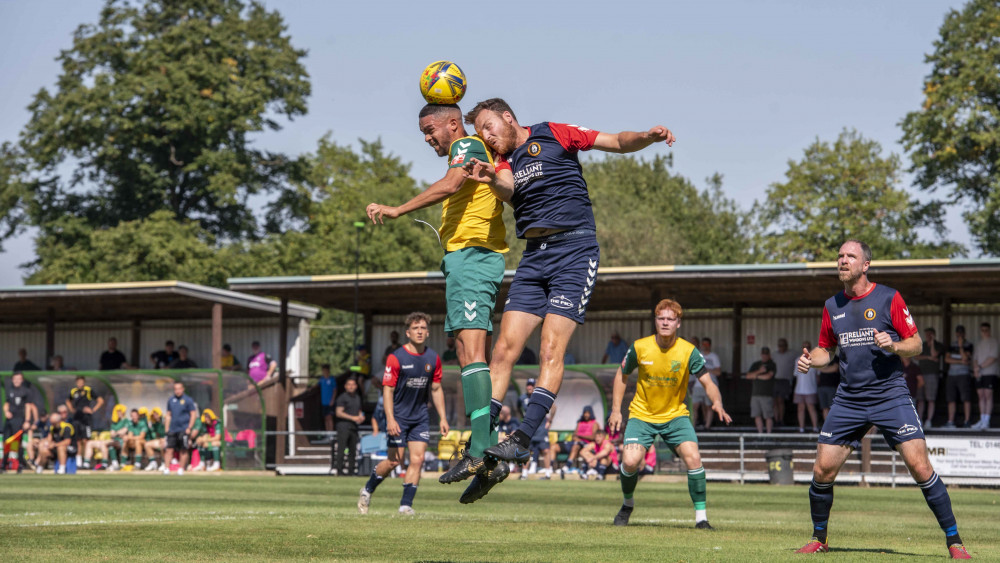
[623,416,698,454]
[441,246,505,333]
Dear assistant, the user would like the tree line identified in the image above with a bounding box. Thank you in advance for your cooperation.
[1,0,997,370]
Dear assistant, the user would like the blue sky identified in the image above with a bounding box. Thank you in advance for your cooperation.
[0,0,968,285]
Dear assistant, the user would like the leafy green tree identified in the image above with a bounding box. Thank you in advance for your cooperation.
[900,0,1000,254]
[585,154,756,266]
[27,210,232,286]
[759,129,963,261]
[2,0,309,246]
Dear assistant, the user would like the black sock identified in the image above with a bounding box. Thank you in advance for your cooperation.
[946,533,963,547]
[511,429,530,447]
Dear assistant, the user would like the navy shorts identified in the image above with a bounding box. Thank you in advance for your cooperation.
[818,396,924,450]
[530,436,550,454]
[505,230,600,324]
[387,417,430,448]
[321,405,335,417]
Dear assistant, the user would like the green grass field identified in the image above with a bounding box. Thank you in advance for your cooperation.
[0,473,994,561]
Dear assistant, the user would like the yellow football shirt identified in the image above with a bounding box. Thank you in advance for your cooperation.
[622,335,707,424]
[439,136,508,253]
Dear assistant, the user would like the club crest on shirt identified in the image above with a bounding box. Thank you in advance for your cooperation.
[424,363,432,373]
[527,142,541,156]
[864,308,877,321]
[671,360,682,373]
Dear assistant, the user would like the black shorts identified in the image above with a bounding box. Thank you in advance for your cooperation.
[2,418,25,439]
[946,374,974,403]
[166,432,191,450]
[322,405,335,417]
[978,375,997,390]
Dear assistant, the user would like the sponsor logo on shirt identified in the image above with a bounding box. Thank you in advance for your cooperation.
[405,376,429,388]
[832,313,846,320]
[820,431,833,437]
[513,162,544,188]
[640,360,654,366]
[838,327,877,348]
[450,154,465,165]
[864,308,877,321]
[903,307,915,327]
[402,364,414,369]
[549,295,573,309]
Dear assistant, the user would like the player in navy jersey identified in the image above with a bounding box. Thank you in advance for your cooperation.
[795,240,970,559]
[458,98,675,499]
[358,312,449,516]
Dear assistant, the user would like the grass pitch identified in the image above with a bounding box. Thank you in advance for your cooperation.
[0,472,994,561]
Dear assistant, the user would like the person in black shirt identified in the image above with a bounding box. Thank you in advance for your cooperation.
[34,411,75,474]
[66,376,104,467]
[332,376,364,476]
[12,348,40,372]
[2,372,38,472]
[99,337,131,370]
[168,345,198,369]
[151,340,179,369]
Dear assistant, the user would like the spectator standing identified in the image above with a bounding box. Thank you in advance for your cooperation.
[972,322,997,430]
[914,327,945,428]
[746,347,777,434]
[2,372,37,472]
[247,341,277,385]
[167,345,197,369]
[772,338,797,427]
[944,325,974,428]
[220,344,241,371]
[691,338,722,430]
[817,356,841,421]
[49,355,68,370]
[602,331,629,365]
[12,348,40,372]
[163,381,198,475]
[99,337,130,370]
[66,376,104,468]
[382,331,402,365]
[794,341,820,433]
[441,336,459,365]
[319,364,337,438]
[902,356,925,401]
[150,341,178,369]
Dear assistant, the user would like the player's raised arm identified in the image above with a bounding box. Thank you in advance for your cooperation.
[592,126,676,154]
[366,167,467,224]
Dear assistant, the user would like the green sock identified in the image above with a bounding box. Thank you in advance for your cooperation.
[211,446,220,462]
[621,467,639,500]
[461,362,493,458]
[688,466,707,510]
[109,448,118,464]
[135,455,143,466]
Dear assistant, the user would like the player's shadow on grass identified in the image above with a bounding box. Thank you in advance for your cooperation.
[828,548,923,556]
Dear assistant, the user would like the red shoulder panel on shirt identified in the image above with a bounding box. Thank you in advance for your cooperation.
[548,122,600,152]
[890,292,919,339]
[494,152,511,173]
[383,354,400,387]
[818,307,837,349]
[433,356,443,383]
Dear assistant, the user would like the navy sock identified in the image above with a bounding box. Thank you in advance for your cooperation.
[519,387,556,439]
[808,479,834,543]
[364,470,384,494]
[400,483,417,507]
[917,473,958,542]
[490,398,503,428]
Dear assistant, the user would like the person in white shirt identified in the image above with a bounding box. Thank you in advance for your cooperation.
[793,340,820,433]
[972,322,998,430]
[690,338,722,430]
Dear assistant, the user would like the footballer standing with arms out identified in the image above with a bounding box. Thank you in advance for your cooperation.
[366,103,511,502]
[795,240,970,559]
[462,98,675,498]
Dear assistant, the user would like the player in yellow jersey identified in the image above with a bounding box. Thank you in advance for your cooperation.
[366,103,511,503]
[608,299,732,528]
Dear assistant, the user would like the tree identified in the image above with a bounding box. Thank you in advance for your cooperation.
[27,210,232,286]
[2,0,309,247]
[900,0,1000,254]
[585,154,756,266]
[758,129,963,261]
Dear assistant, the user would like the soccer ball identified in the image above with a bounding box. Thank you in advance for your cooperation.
[419,61,467,105]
